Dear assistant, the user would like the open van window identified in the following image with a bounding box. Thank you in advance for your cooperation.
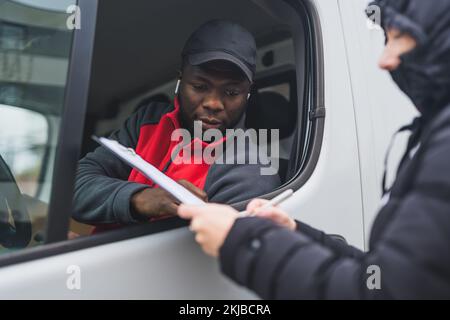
[71,0,320,240]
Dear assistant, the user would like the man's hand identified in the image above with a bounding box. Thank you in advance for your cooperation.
[178,204,239,257]
[131,179,208,219]
[178,179,209,202]
[246,199,296,231]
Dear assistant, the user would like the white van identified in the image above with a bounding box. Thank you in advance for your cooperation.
[0,0,416,299]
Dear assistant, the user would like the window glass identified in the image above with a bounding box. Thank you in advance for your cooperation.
[0,0,75,253]
[0,105,47,197]
[71,0,302,241]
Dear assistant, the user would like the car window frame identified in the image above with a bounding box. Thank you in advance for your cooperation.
[34,115,52,198]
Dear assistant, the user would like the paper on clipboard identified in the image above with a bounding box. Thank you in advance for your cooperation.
[93,136,205,205]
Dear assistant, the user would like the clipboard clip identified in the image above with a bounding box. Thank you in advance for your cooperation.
[93,135,138,157]
[126,148,136,156]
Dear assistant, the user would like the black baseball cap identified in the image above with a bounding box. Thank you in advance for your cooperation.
[181,19,257,82]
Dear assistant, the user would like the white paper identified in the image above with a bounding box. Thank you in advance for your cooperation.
[95,137,205,205]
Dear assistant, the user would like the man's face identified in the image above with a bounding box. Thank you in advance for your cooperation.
[178,61,251,134]
[379,28,417,71]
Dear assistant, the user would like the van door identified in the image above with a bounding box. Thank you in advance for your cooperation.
[0,0,363,299]
[337,0,418,245]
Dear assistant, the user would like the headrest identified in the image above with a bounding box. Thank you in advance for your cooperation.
[245,91,297,139]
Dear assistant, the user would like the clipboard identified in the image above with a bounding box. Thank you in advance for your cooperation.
[93,136,206,205]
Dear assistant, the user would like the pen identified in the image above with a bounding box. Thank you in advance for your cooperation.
[239,189,294,217]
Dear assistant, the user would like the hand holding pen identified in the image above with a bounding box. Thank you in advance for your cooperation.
[242,189,296,231]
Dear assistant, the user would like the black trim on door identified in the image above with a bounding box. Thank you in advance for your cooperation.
[0,217,187,268]
[284,0,325,187]
[44,0,99,243]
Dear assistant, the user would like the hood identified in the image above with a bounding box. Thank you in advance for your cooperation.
[368,0,450,119]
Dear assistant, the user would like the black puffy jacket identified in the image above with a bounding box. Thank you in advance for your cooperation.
[218,0,450,299]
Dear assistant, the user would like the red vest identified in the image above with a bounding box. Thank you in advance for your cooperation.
[92,98,225,233]
[129,98,213,189]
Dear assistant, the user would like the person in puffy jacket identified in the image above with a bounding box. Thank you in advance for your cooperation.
[178,0,450,299]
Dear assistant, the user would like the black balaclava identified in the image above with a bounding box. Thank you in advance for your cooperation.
[368,0,450,119]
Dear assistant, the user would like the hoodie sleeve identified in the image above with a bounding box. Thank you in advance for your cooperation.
[219,120,450,299]
[72,103,171,225]
[204,138,281,204]
[204,162,281,204]
[295,221,364,259]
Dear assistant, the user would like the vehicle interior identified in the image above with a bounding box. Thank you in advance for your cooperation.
[75,0,306,234]
[82,0,301,175]
[1,0,311,252]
